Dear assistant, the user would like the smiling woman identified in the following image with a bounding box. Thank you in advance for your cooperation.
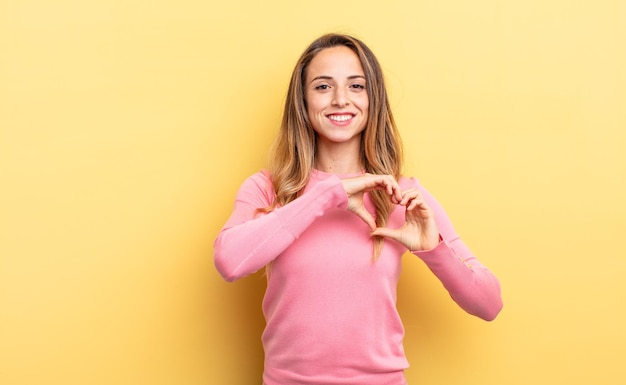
[213,33,503,385]
[305,46,370,153]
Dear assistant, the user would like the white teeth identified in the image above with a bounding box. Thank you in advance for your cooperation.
[328,114,352,122]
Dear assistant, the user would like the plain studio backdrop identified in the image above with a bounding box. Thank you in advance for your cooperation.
[1,1,625,384]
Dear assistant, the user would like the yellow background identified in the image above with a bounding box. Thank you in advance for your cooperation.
[1,1,625,384]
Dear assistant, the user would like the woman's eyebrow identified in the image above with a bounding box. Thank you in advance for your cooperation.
[310,74,366,82]
[310,75,333,82]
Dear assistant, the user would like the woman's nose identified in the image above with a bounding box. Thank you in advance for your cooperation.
[332,88,349,107]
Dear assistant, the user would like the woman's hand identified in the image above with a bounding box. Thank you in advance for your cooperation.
[371,188,440,251]
[340,173,403,231]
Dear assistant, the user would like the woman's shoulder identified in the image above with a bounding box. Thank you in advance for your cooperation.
[236,170,275,200]
[244,169,273,186]
[398,175,422,189]
[249,169,272,183]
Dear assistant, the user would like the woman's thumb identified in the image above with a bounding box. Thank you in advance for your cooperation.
[370,227,397,241]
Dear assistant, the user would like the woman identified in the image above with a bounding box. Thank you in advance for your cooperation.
[214,33,502,385]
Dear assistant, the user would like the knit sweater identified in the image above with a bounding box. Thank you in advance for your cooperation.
[214,169,502,385]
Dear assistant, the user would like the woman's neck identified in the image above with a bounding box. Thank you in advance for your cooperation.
[314,140,363,175]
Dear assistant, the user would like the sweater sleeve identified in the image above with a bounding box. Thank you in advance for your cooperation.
[409,179,503,321]
[214,171,349,282]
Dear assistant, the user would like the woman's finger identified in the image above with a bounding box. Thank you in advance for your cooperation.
[370,226,399,242]
[352,205,377,231]
[406,196,426,211]
[399,188,419,206]
[378,175,402,203]
[342,174,402,202]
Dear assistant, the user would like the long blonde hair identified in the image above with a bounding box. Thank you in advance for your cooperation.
[266,33,403,257]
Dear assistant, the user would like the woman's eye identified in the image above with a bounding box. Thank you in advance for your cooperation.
[351,84,366,89]
[315,84,330,90]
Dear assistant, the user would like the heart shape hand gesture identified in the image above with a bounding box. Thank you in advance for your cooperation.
[340,174,440,251]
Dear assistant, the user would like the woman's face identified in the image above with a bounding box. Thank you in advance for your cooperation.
[304,46,369,147]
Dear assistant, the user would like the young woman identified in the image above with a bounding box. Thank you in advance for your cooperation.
[214,33,502,385]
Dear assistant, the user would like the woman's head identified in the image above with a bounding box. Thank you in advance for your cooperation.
[283,34,400,170]
[268,33,403,254]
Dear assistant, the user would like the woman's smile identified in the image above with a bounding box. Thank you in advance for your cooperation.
[327,113,355,125]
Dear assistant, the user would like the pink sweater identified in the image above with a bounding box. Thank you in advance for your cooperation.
[214,169,502,385]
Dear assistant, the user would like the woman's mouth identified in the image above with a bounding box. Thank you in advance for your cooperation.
[327,113,354,123]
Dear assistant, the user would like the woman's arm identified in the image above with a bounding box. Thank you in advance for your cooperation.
[412,180,503,321]
[213,172,348,282]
